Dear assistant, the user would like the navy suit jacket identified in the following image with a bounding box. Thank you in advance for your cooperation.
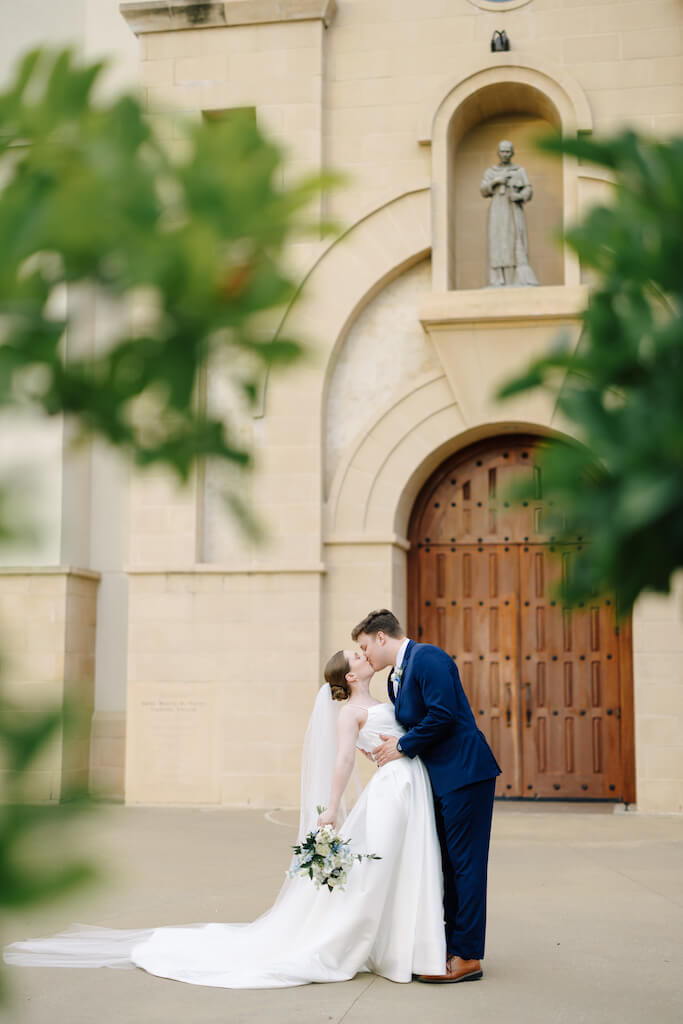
[391,640,501,797]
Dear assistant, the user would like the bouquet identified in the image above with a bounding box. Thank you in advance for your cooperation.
[287,807,381,892]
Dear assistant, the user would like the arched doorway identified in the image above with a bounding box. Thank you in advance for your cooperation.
[407,434,635,802]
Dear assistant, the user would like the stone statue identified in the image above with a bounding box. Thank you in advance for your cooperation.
[480,140,538,287]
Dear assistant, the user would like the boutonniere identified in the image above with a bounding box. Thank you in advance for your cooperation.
[393,666,404,687]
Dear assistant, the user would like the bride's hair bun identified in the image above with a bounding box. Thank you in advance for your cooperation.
[329,683,349,702]
[323,650,351,702]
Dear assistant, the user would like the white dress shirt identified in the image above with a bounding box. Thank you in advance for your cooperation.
[392,637,410,697]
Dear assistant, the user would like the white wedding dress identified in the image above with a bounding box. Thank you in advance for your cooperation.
[4,702,446,988]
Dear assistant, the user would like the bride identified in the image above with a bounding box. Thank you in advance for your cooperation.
[4,649,446,988]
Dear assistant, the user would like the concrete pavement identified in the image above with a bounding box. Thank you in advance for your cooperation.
[2,801,682,1024]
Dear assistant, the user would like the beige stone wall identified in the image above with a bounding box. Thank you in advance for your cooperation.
[0,0,139,803]
[326,0,682,222]
[124,570,323,805]
[139,18,326,199]
[325,258,438,490]
[2,0,682,810]
[98,0,683,813]
[0,569,99,801]
[89,710,126,800]
[633,576,683,814]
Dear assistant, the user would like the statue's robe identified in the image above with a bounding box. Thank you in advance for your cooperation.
[479,163,538,287]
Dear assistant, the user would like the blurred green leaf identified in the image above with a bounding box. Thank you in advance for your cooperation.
[497,130,683,613]
[0,46,342,1004]
[0,47,333,491]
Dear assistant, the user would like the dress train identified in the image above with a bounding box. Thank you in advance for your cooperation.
[4,704,446,988]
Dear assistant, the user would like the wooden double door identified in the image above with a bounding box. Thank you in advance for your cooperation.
[407,436,635,802]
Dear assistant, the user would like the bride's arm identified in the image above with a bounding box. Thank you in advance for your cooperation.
[317,708,361,829]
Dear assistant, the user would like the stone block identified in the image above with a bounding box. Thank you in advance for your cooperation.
[130,591,193,621]
[633,653,682,693]
[126,682,221,803]
[0,768,61,803]
[590,86,683,122]
[330,48,394,82]
[636,779,683,814]
[252,21,320,52]
[140,58,175,87]
[89,765,125,801]
[637,716,681,748]
[633,619,683,654]
[621,26,683,60]
[645,747,683,781]
[601,0,680,33]
[634,589,683,623]
[90,711,126,740]
[652,113,683,133]
[174,54,228,84]
[563,34,621,64]
[533,7,596,38]
[223,740,282,775]
[146,83,203,112]
[282,102,322,131]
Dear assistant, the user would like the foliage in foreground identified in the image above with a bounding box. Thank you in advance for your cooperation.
[0,47,334,998]
[498,131,683,614]
[0,48,332,493]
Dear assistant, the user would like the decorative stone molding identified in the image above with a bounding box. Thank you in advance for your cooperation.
[418,54,593,145]
[467,0,533,12]
[269,189,431,424]
[120,0,337,34]
[419,286,587,444]
[419,284,589,328]
[419,55,592,291]
[324,534,411,551]
[125,564,326,574]
[0,565,101,580]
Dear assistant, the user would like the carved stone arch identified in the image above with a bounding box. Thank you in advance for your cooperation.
[326,394,568,544]
[417,55,593,291]
[263,189,431,442]
[326,373,462,541]
[418,55,593,145]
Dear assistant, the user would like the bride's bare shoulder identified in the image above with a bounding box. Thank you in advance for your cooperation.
[339,702,369,727]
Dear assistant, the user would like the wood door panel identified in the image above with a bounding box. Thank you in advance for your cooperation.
[411,436,547,548]
[520,545,621,799]
[414,543,520,796]
[408,435,633,802]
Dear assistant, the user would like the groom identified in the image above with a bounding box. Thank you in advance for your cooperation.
[352,609,501,983]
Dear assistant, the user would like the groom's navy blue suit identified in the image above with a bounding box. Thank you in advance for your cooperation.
[391,640,501,961]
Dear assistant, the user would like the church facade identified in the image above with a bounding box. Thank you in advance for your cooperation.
[1,0,682,813]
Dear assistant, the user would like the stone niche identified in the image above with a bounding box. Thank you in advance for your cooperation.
[448,82,564,292]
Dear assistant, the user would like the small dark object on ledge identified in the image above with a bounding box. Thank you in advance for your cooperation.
[491,30,510,52]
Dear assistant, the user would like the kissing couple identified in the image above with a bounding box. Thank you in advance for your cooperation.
[5,609,501,988]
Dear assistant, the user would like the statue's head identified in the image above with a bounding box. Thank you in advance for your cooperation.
[497,140,514,163]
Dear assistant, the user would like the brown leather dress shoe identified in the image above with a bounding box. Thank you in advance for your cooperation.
[414,956,483,984]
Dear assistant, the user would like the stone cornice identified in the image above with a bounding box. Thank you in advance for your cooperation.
[0,566,101,580]
[419,285,590,329]
[125,563,327,574]
[120,0,337,34]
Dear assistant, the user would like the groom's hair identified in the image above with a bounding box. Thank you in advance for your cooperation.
[351,609,404,641]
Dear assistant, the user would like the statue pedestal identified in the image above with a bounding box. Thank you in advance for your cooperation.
[419,285,589,429]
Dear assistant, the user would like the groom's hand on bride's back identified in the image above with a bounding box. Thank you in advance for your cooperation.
[372,734,404,768]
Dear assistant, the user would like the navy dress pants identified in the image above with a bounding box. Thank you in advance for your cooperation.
[433,777,496,961]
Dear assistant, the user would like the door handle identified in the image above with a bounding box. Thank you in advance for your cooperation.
[505,683,511,727]
[525,682,532,726]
